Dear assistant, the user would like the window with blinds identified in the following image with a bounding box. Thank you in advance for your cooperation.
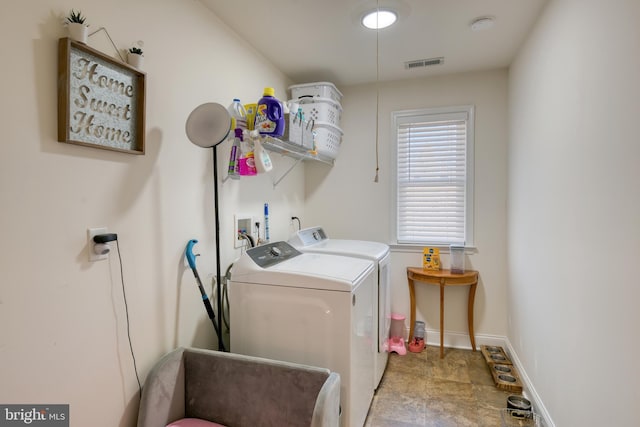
[392,106,474,246]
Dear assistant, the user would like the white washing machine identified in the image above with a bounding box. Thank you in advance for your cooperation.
[229,241,375,427]
[289,227,391,389]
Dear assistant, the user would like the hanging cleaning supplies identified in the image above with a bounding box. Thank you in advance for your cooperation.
[255,87,285,137]
[227,129,242,179]
[237,131,257,176]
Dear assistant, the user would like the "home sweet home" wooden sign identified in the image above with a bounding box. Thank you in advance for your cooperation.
[57,37,145,154]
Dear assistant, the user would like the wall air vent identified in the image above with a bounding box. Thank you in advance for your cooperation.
[404,57,445,70]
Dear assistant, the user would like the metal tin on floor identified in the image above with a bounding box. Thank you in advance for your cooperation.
[507,395,532,412]
[500,409,541,427]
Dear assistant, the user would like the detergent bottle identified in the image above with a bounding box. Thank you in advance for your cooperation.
[244,103,257,130]
[254,87,285,137]
[228,98,247,131]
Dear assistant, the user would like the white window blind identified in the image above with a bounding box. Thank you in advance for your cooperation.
[393,107,474,246]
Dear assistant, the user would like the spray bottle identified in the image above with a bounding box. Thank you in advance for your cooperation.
[253,138,273,173]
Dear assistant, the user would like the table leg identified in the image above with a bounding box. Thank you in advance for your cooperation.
[467,282,477,351]
[439,281,445,359]
[408,277,416,342]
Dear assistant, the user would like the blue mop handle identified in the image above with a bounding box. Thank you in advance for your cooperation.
[184,239,220,339]
[186,239,198,270]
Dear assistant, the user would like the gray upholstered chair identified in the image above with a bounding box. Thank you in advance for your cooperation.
[137,347,341,427]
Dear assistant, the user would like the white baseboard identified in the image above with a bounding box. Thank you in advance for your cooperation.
[503,338,554,427]
[422,328,505,349]
[409,328,554,427]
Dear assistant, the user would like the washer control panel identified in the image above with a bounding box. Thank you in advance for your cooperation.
[246,241,301,268]
[294,226,328,246]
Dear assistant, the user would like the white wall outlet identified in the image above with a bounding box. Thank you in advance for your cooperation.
[234,215,254,248]
[88,227,109,262]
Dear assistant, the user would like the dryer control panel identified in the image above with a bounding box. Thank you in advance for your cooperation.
[290,226,328,246]
[246,241,302,268]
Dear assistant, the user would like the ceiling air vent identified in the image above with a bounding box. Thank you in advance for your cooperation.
[404,57,444,70]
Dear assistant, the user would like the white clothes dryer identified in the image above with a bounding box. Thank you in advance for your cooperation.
[289,227,391,389]
[229,241,375,427]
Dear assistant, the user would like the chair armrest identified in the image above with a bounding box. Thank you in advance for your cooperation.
[137,348,187,427]
[311,372,341,427]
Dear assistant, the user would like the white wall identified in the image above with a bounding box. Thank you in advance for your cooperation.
[0,1,304,426]
[508,0,640,425]
[305,69,510,343]
[9,1,639,425]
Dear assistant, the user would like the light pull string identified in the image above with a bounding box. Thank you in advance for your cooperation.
[373,0,380,183]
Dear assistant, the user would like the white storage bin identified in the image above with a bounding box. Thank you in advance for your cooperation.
[289,82,343,103]
[296,97,342,127]
[312,121,343,159]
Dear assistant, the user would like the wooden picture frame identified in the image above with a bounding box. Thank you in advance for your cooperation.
[57,37,146,154]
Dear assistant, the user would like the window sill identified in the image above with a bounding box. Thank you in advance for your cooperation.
[390,244,477,254]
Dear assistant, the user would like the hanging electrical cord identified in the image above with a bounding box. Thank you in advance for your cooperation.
[208,268,231,351]
[222,263,234,332]
[291,216,302,231]
[115,240,142,401]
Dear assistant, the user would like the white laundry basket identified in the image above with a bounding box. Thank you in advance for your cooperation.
[312,121,343,159]
[297,97,342,127]
[289,82,343,103]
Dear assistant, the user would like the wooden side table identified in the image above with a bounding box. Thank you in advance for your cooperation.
[407,267,479,358]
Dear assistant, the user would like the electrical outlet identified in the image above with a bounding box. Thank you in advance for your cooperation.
[88,227,109,262]
[254,221,261,242]
[234,215,254,248]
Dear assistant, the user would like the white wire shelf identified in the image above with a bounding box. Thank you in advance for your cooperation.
[222,135,334,188]
[262,136,335,166]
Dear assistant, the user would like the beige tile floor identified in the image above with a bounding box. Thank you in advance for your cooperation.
[364,346,515,427]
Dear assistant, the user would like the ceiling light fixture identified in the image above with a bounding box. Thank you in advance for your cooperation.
[362,9,397,29]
